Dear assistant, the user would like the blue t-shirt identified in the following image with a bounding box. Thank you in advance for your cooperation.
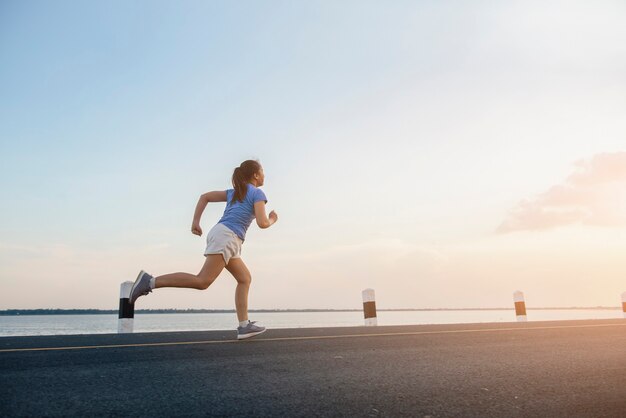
[218,183,268,242]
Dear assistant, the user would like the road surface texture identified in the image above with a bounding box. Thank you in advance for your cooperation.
[1,319,625,417]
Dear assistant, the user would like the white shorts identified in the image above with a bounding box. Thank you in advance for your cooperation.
[204,223,243,265]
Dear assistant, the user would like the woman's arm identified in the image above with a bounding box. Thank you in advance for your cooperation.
[191,191,228,235]
[254,201,278,229]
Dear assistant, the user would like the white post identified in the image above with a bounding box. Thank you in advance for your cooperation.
[513,290,527,322]
[621,292,626,319]
[362,288,377,326]
[118,281,134,333]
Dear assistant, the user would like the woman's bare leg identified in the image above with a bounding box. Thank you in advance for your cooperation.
[154,254,226,290]
[225,257,252,322]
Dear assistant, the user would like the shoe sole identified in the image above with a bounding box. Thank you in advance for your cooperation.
[129,270,148,304]
[237,328,267,340]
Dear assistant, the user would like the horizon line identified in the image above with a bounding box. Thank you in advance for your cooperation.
[0,306,621,315]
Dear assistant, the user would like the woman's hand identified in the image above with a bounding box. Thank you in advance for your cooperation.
[191,223,203,236]
[269,210,278,225]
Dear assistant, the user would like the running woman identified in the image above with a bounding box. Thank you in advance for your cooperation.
[128,160,278,340]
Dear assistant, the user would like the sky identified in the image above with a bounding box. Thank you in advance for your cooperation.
[1,0,625,310]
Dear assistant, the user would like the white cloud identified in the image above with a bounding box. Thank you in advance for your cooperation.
[497,152,626,233]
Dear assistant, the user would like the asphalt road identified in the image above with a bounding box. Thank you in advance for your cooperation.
[1,319,625,417]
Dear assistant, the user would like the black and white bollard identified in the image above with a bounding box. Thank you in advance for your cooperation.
[362,288,377,326]
[118,281,134,333]
[622,292,626,319]
[513,290,527,322]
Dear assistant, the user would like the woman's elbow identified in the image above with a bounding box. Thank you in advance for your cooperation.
[256,219,270,229]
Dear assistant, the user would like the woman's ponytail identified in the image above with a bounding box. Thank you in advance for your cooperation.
[230,160,262,205]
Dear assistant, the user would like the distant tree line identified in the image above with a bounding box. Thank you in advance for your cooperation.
[0,308,361,315]
[0,306,616,316]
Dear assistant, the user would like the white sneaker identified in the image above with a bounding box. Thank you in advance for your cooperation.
[129,270,153,304]
[237,321,266,340]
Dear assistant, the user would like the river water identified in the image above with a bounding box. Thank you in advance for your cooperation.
[0,309,621,337]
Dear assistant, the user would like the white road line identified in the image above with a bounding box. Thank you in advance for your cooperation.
[0,322,624,353]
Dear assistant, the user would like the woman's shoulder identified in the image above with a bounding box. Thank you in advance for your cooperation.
[247,185,267,203]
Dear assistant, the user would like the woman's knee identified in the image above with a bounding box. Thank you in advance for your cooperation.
[237,274,252,286]
[196,275,216,290]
